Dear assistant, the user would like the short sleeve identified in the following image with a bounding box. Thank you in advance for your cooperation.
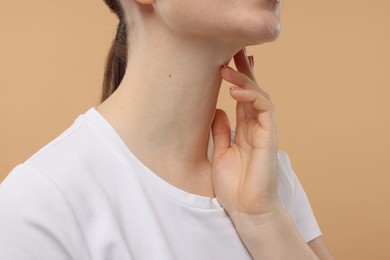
[278,151,322,243]
[0,163,90,260]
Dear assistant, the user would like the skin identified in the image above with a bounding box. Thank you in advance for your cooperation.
[96,0,335,258]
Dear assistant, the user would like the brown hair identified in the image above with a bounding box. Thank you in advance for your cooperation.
[100,0,128,103]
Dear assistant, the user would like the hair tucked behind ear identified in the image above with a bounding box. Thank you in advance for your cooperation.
[100,0,128,103]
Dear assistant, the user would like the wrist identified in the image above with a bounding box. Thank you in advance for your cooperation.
[228,207,318,260]
[227,203,285,229]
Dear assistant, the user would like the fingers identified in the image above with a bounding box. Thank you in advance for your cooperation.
[220,48,274,129]
[230,87,274,114]
[221,65,271,101]
[229,87,276,132]
[211,109,232,158]
[233,48,256,81]
[221,66,254,88]
[221,65,252,124]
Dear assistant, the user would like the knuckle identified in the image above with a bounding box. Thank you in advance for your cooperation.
[254,85,272,101]
[258,91,273,104]
[263,92,272,100]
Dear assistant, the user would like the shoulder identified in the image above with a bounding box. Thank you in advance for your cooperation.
[0,163,78,221]
[26,112,86,163]
[0,163,76,220]
[0,163,89,259]
[276,150,296,190]
[273,150,323,243]
[276,150,295,178]
[23,110,107,186]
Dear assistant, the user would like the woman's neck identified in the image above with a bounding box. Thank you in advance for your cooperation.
[97,30,241,173]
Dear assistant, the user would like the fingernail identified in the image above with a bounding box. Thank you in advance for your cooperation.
[230,85,242,91]
[248,55,254,67]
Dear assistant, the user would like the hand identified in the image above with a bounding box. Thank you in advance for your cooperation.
[211,48,281,221]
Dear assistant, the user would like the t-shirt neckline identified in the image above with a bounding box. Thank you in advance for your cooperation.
[84,107,222,210]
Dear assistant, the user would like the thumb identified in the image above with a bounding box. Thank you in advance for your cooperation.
[211,109,231,159]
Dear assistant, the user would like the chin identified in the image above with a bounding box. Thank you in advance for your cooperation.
[256,16,281,43]
[264,21,282,42]
[240,11,282,45]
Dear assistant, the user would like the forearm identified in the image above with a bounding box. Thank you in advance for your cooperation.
[229,208,319,260]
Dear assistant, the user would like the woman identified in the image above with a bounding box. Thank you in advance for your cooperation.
[0,0,334,259]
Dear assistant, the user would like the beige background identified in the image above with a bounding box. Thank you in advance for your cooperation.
[1,1,389,259]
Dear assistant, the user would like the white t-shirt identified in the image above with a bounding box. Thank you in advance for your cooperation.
[0,107,322,260]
